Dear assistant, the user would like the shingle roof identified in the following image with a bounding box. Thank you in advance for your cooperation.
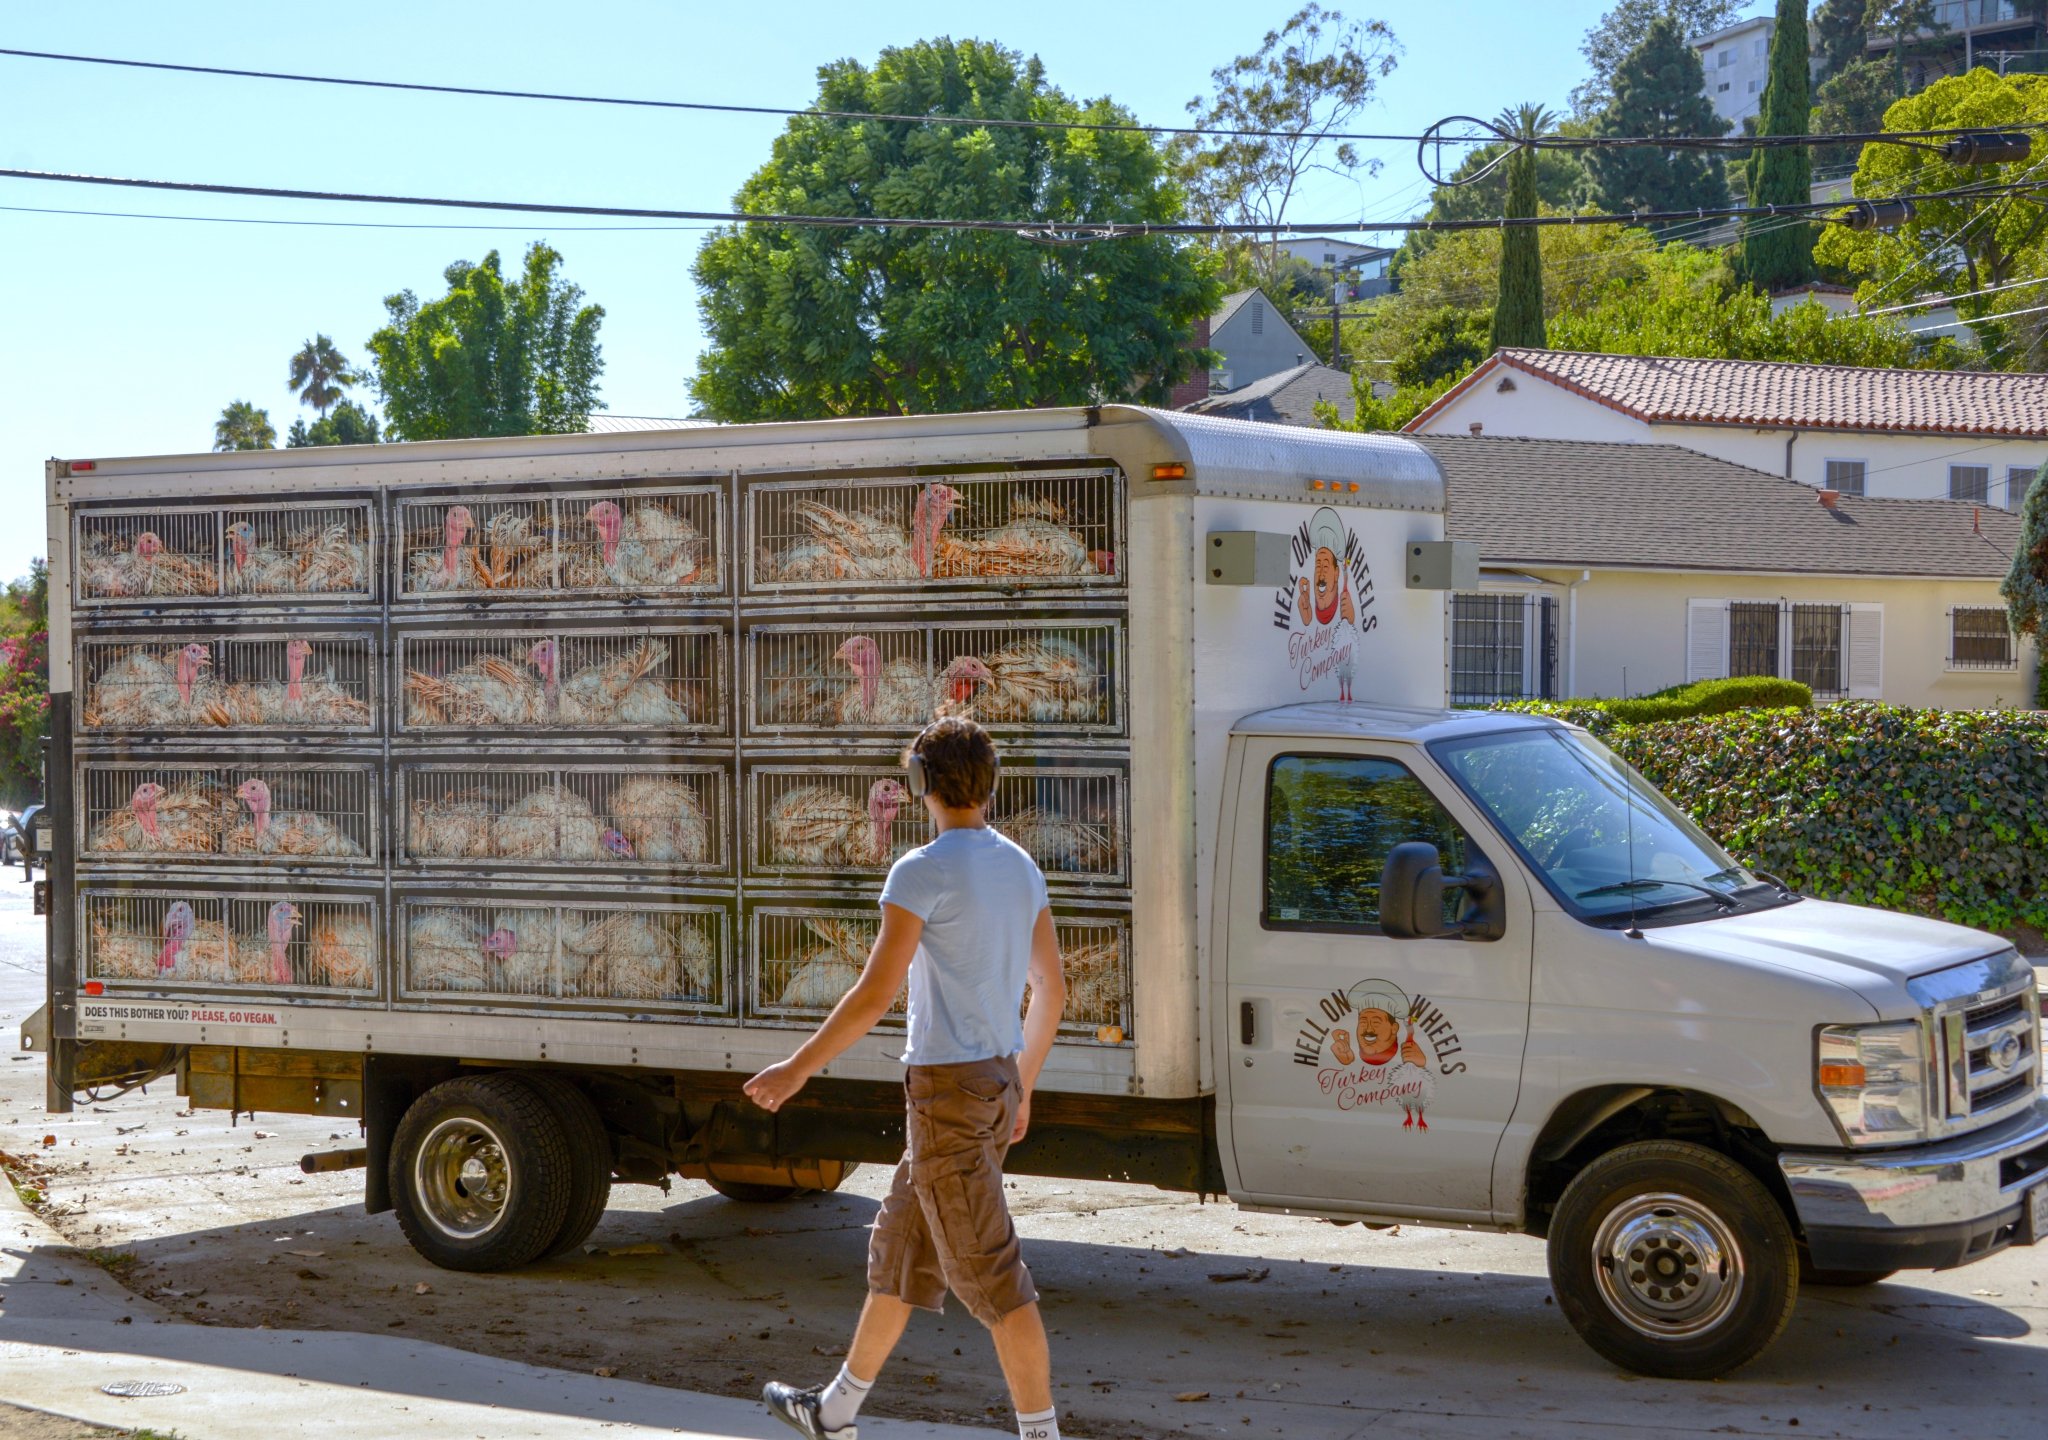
[1183,362,1388,426]
[1212,288,1262,330]
[1406,349,2048,438]
[1416,435,2023,579]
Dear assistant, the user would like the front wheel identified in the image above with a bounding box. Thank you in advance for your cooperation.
[1547,1140,1798,1380]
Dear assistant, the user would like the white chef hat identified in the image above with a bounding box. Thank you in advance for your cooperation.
[1309,506,1345,560]
[1346,978,1409,1021]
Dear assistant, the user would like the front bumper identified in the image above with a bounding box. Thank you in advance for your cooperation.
[1780,1094,2048,1273]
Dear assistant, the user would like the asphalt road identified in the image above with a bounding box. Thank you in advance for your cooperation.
[2,880,2045,1440]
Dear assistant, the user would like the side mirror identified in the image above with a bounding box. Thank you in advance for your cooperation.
[1380,842,1506,942]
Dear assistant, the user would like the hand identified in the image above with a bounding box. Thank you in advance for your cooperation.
[1340,579,1356,626]
[1297,577,1312,625]
[744,1058,810,1114]
[1400,1035,1428,1069]
[1010,1091,1033,1146]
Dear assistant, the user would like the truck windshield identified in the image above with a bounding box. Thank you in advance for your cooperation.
[1429,727,1781,925]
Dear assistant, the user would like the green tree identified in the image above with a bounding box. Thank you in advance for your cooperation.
[1393,128,1592,278]
[1811,0,1870,86]
[1811,58,1897,170]
[213,400,276,451]
[287,334,356,418]
[1738,0,1816,291]
[2004,463,2048,706]
[286,399,382,448]
[1867,1,1944,101]
[368,243,604,440]
[1393,305,1493,388]
[691,38,1221,420]
[1491,105,1553,350]
[0,563,48,807]
[1175,6,1400,299]
[1815,70,2048,367]
[1588,17,1733,218]
[1570,0,1743,118]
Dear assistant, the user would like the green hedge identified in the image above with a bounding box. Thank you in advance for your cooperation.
[1491,677,1812,734]
[1609,703,2048,935]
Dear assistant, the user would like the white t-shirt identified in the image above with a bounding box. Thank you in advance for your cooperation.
[879,826,1049,1066]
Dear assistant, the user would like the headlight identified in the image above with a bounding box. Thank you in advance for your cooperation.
[1816,1022,1929,1145]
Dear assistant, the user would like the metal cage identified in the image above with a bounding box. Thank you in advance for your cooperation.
[74,501,377,605]
[396,485,723,599]
[746,758,1128,885]
[80,762,377,864]
[400,898,727,1014]
[77,632,377,734]
[746,467,1123,595]
[398,762,728,872]
[745,617,1125,738]
[396,627,725,735]
[81,889,378,993]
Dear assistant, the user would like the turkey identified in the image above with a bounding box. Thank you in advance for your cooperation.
[408,909,500,992]
[1028,935,1124,1030]
[406,505,475,592]
[488,912,559,995]
[308,910,375,989]
[227,521,369,595]
[146,900,232,983]
[963,636,1099,724]
[996,807,1114,875]
[830,635,932,727]
[769,779,910,868]
[774,917,876,1010]
[530,638,688,727]
[565,912,708,1002]
[232,638,371,727]
[80,529,217,598]
[930,655,995,719]
[223,778,363,857]
[935,495,1102,579]
[89,909,162,981]
[563,501,708,589]
[404,647,548,728]
[761,496,918,583]
[224,521,299,593]
[84,643,224,730]
[611,775,710,864]
[232,901,302,985]
[88,780,234,854]
[407,790,496,859]
[493,783,603,861]
[474,509,553,589]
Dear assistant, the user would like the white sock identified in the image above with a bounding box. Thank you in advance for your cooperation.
[1017,1405,1059,1440]
[817,1364,872,1432]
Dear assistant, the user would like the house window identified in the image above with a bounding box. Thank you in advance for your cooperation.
[1790,604,1845,700]
[1718,48,1734,67]
[1949,607,2016,670]
[1323,251,1336,263]
[1718,81,1731,91]
[1747,78,1761,92]
[1264,754,1469,933]
[1250,300,1264,336]
[1824,458,1867,495]
[1950,464,1990,502]
[1727,601,1780,679]
[2008,464,2037,510]
[1449,593,1558,705]
[1755,38,1768,58]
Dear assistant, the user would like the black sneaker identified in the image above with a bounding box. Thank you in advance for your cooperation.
[762,1381,857,1440]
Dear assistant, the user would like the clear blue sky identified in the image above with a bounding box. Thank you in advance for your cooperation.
[0,0,1767,584]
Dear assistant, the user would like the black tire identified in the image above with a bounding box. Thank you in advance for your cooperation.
[390,1073,573,1273]
[514,1072,614,1260]
[1547,1140,1798,1381]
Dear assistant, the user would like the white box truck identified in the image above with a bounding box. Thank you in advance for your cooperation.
[24,406,2046,1379]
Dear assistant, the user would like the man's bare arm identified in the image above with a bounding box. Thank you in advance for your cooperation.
[1012,906,1065,1143]
[744,903,922,1113]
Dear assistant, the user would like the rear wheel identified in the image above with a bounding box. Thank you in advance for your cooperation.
[513,1072,613,1260]
[391,1074,572,1272]
[1547,1140,1798,1380]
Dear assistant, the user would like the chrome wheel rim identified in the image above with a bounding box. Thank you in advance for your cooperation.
[414,1115,512,1240]
[1591,1191,1744,1339]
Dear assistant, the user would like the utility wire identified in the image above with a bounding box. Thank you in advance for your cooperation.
[0,201,723,233]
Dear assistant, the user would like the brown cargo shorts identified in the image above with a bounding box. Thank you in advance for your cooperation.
[867,1055,1039,1329]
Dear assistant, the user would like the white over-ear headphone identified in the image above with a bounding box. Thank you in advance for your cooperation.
[906,747,999,801]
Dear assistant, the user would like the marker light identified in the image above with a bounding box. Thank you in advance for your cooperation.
[1150,462,1187,480]
[69,460,96,473]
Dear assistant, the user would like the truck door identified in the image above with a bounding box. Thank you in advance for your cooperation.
[1222,739,1533,1219]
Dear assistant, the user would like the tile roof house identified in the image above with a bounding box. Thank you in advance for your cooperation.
[1411,434,2033,710]
[1405,350,2048,512]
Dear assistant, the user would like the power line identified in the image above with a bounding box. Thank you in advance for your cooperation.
[4,166,2042,239]
[1862,272,2048,315]
[0,201,722,233]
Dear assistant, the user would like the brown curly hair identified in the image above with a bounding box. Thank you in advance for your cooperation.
[903,716,998,808]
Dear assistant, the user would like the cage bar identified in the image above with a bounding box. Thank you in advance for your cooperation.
[81,889,377,992]
[747,468,1122,594]
[988,765,1128,885]
[77,633,376,733]
[74,508,221,602]
[219,502,375,598]
[402,899,726,1012]
[398,486,723,599]
[399,497,555,595]
[400,763,725,871]
[747,624,925,736]
[1045,915,1131,1042]
[397,628,723,734]
[81,762,377,863]
[750,907,897,1022]
[934,620,1123,734]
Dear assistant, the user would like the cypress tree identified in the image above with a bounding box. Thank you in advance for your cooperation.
[1491,104,1551,351]
[1588,16,1731,218]
[1738,0,1815,291]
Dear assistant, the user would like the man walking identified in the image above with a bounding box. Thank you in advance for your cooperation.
[746,716,1067,1440]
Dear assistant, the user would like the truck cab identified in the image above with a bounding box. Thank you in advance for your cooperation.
[1213,701,2047,1378]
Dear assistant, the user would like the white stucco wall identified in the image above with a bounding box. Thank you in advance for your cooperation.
[1414,375,2045,508]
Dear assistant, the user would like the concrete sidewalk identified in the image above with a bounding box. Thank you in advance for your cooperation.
[0,1185,996,1440]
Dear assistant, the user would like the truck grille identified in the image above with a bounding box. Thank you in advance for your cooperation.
[1939,973,2041,1127]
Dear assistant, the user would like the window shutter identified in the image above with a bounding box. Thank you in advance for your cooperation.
[1686,600,1728,682]
[1847,604,1884,699]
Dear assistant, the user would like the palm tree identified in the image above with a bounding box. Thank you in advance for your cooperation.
[288,334,355,418]
[214,400,277,452]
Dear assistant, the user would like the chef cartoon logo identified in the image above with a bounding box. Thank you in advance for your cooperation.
[1293,979,1466,1129]
[1273,505,1377,701]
